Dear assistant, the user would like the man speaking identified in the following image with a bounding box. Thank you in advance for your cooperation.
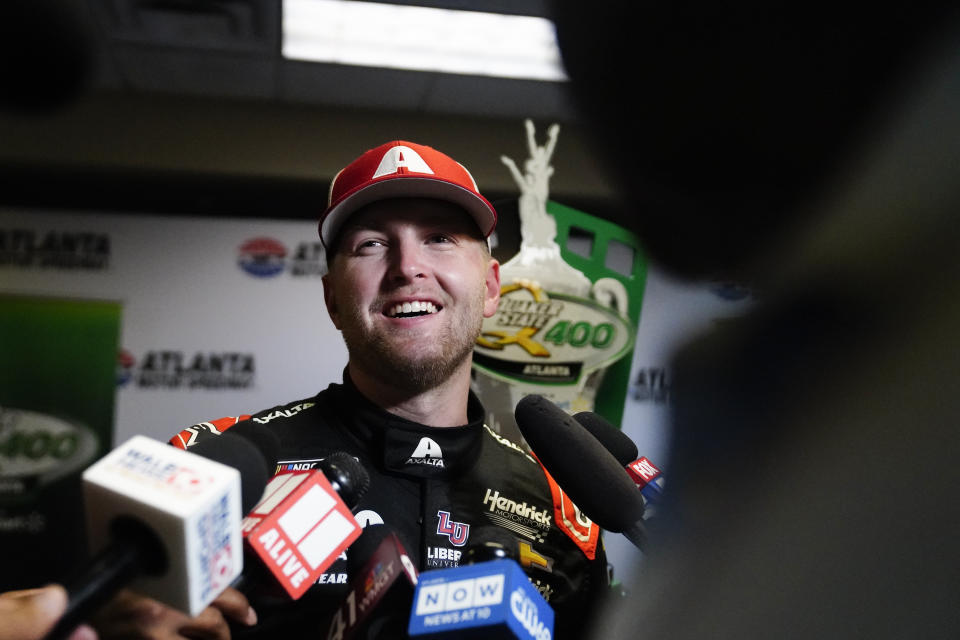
[96,141,609,640]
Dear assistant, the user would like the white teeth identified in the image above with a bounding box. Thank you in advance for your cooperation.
[388,301,438,317]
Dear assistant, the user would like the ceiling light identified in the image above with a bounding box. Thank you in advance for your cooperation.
[282,0,568,81]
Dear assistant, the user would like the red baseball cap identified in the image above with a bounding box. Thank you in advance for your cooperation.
[319,141,498,249]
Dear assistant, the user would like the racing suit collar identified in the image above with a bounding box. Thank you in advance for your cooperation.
[339,370,485,478]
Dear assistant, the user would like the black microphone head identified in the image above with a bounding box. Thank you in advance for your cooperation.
[185,432,269,514]
[514,395,644,532]
[346,524,392,575]
[464,528,517,565]
[318,452,370,508]
[224,420,281,477]
[573,411,639,466]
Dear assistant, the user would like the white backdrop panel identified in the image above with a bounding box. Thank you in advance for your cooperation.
[0,208,345,443]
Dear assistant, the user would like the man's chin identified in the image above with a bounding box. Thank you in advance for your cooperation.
[386,355,459,390]
[344,324,479,388]
[363,347,469,391]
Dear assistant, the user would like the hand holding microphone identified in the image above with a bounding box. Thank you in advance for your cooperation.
[0,585,95,640]
[45,433,272,640]
[45,420,282,640]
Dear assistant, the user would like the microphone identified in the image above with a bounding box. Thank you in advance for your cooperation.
[173,419,370,601]
[46,434,264,640]
[572,411,638,465]
[325,525,419,640]
[240,452,369,600]
[407,534,554,640]
[625,457,664,510]
[573,412,665,510]
[170,419,281,513]
[515,395,647,551]
[183,421,281,513]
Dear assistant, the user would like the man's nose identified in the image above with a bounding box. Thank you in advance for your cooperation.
[387,240,427,282]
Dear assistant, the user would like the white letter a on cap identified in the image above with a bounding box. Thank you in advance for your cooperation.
[410,437,442,460]
[373,146,435,178]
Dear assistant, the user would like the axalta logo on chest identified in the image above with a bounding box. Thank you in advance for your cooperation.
[252,402,315,425]
[406,437,444,468]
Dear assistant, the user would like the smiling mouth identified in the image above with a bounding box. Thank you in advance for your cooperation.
[385,300,441,318]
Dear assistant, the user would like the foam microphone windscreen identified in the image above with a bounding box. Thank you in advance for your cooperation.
[463,527,517,565]
[188,430,275,514]
[318,452,370,510]
[223,421,281,474]
[346,524,393,575]
[573,411,639,466]
[328,526,418,640]
[514,395,644,532]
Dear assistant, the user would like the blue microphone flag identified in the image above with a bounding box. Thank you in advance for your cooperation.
[408,558,553,640]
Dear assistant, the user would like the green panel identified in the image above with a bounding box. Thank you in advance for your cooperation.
[0,294,121,589]
[547,201,647,427]
[0,296,121,436]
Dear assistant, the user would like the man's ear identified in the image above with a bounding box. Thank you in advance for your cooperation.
[483,259,501,318]
[322,275,342,330]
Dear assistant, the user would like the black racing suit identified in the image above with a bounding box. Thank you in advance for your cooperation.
[170,373,610,639]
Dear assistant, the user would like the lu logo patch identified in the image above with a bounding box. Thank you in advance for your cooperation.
[436,510,470,546]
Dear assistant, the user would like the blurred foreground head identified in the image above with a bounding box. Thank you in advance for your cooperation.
[0,0,94,114]
[553,3,959,279]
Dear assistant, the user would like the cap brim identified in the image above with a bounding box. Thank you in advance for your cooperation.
[319,177,497,248]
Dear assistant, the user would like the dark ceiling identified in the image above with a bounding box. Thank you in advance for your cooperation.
[86,0,573,121]
[0,0,624,225]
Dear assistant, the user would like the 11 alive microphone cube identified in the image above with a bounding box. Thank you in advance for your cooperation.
[241,469,362,599]
[82,435,244,616]
[408,558,553,640]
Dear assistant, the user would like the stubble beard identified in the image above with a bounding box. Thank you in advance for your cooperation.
[340,293,485,394]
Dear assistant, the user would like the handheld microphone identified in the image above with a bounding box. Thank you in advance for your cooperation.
[572,411,638,466]
[515,395,647,551]
[625,457,664,509]
[176,420,371,601]
[325,525,419,640]
[573,412,665,509]
[171,419,281,513]
[240,452,369,600]
[183,421,281,513]
[46,434,264,640]
[407,553,553,640]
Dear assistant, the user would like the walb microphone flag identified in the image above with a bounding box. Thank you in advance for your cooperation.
[81,435,244,616]
[241,469,362,599]
[408,558,553,640]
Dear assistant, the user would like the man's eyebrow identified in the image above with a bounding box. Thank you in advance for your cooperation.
[338,223,379,235]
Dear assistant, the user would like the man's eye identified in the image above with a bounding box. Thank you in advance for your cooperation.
[428,235,454,244]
